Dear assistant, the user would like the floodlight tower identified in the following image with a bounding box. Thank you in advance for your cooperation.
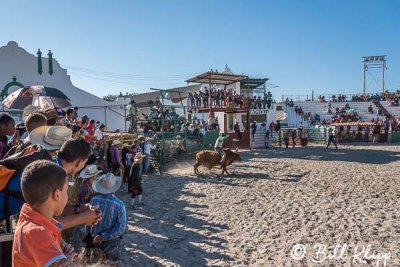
[363,55,387,95]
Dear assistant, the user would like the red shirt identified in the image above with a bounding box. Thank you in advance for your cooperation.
[84,125,95,142]
[12,204,66,267]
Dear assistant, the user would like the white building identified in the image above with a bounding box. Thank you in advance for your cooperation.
[0,41,128,131]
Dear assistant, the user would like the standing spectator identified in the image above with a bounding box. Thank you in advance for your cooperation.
[251,121,257,140]
[275,121,281,135]
[78,165,102,205]
[283,130,290,148]
[234,122,241,141]
[121,143,131,183]
[269,121,275,138]
[84,119,96,143]
[90,173,126,263]
[129,152,146,209]
[187,91,194,107]
[110,140,123,175]
[73,106,79,120]
[261,123,270,148]
[143,137,156,174]
[291,129,297,148]
[95,124,106,143]
[60,108,74,127]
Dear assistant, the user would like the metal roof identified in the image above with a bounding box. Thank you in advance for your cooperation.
[185,71,248,85]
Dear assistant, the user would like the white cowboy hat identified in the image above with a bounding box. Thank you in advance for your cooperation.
[29,125,72,151]
[92,173,122,194]
[80,165,102,179]
[112,140,122,146]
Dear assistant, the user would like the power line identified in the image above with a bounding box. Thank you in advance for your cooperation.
[68,71,186,86]
[63,64,199,81]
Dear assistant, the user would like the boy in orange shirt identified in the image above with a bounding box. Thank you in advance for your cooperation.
[12,160,78,266]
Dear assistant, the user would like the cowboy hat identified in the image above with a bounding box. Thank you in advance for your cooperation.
[43,109,58,121]
[29,125,72,151]
[22,105,40,122]
[112,140,122,146]
[92,173,121,194]
[80,164,102,179]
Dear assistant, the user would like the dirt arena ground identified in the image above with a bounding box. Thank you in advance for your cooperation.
[119,144,400,266]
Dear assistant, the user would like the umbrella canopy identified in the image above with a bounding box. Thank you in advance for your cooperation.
[2,85,71,110]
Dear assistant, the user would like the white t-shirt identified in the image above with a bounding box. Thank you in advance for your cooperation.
[95,129,104,140]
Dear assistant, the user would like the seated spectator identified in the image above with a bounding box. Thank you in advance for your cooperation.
[368,105,374,114]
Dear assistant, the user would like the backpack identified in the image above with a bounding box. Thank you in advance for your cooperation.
[0,145,52,221]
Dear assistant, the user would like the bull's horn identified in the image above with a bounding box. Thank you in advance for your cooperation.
[235,147,239,152]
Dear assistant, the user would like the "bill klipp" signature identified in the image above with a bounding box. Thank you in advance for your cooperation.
[291,243,391,266]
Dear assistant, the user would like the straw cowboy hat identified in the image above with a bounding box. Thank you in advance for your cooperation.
[112,140,122,146]
[22,105,40,122]
[80,165,102,179]
[30,125,72,151]
[92,173,122,194]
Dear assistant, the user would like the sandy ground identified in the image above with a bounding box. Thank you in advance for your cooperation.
[117,144,400,266]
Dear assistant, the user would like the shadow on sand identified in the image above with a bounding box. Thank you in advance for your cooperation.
[119,174,232,266]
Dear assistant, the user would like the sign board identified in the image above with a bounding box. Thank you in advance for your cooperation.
[250,109,268,116]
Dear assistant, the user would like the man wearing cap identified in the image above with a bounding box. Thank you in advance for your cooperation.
[90,173,126,263]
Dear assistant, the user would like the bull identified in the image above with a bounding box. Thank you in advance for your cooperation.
[194,148,241,175]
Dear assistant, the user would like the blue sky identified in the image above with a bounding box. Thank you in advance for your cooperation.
[0,0,399,99]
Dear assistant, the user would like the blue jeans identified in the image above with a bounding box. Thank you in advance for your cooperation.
[144,154,151,173]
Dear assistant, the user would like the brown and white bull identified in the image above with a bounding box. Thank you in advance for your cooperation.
[194,148,241,175]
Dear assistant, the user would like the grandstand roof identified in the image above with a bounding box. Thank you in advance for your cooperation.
[185,71,248,85]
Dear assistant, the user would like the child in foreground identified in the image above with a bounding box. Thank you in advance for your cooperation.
[12,160,78,266]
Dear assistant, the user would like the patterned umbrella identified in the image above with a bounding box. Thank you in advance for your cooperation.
[2,85,71,110]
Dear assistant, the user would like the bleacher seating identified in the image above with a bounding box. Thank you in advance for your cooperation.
[384,102,400,117]
[289,101,383,123]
